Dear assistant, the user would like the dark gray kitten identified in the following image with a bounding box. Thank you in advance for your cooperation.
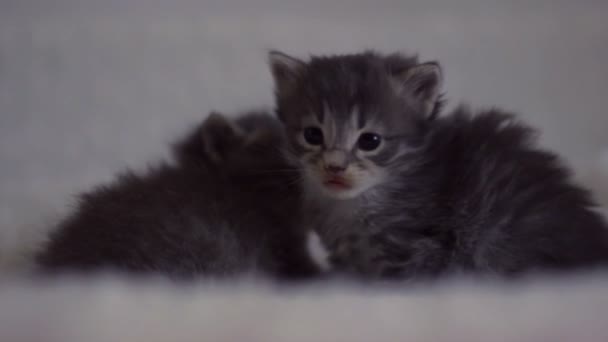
[36,111,319,281]
[269,50,608,280]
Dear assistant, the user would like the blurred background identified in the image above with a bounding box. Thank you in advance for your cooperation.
[1,0,607,270]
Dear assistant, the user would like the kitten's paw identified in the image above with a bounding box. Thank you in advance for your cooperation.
[306,231,332,272]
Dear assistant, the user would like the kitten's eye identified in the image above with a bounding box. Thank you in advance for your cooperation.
[303,127,324,146]
[357,133,382,151]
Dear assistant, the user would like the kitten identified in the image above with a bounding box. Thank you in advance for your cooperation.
[36,111,319,281]
[269,50,608,279]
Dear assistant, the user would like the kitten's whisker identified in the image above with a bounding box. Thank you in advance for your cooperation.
[283,175,304,188]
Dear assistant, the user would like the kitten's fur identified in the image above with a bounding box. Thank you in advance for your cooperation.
[269,50,608,279]
[37,112,319,281]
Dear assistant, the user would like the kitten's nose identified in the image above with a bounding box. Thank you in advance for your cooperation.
[324,164,346,174]
[323,150,348,174]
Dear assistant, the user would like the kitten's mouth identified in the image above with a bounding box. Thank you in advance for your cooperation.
[323,177,352,190]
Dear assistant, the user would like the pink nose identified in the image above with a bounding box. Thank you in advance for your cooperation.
[324,164,346,174]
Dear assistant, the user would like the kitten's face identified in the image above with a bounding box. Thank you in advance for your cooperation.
[269,51,443,200]
[289,105,397,199]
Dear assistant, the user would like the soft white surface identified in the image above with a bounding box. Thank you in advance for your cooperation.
[0,2,608,339]
[1,274,608,341]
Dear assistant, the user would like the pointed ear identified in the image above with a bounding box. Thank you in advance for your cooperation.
[268,50,306,95]
[392,62,443,117]
[200,112,243,163]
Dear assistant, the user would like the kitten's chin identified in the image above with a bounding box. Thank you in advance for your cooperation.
[321,187,364,200]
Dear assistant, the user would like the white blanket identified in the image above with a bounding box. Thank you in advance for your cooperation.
[1,274,608,342]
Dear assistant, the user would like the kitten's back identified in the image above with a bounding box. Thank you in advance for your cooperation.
[427,107,608,273]
[37,112,317,280]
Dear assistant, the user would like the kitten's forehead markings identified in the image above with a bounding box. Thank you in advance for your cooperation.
[355,105,367,130]
[315,103,326,124]
[302,112,322,127]
[343,106,363,149]
[323,102,338,148]
[322,102,332,126]
[350,105,360,131]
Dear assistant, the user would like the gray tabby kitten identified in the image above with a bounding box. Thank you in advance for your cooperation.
[37,111,319,281]
[269,50,608,280]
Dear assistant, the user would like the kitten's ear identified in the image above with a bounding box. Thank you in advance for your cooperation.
[200,112,243,163]
[268,50,306,95]
[392,62,443,117]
